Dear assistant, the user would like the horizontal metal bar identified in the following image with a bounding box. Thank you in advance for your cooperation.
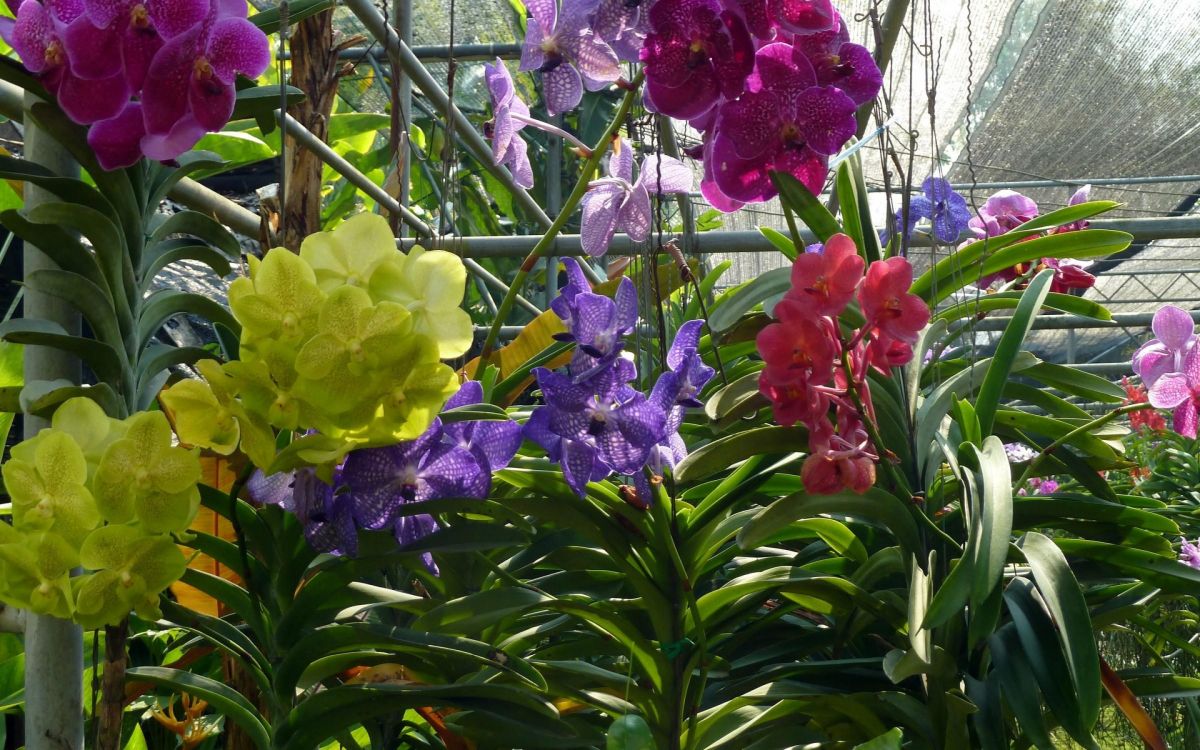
[401,216,1200,258]
[311,43,523,62]
[971,309,1200,332]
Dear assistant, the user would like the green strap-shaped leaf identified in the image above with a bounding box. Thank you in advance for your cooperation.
[965,438,1013,609]
[137,290,241,349]
[148,210,242,259]
[1,208,110,293]
[706,267,790,333]
[936,290,1112,323]
[0,155,116,217]
[24,269,124,350]
[675,425,807,483]
[124,666,270,750]
[770,171,841,241]
[143,152,228,212]
[156,598,272,695]
[27,202,135,317]
[974,269,1055,436]
[140,242,233,292]
[989,628,1055,750]
[135,343,218,396]
[0,319,128,387]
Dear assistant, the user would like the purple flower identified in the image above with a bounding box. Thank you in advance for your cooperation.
[484,58,534,189]
[550,257,593,327]
[248,467,358,557]
[563,279,639,379]
[519,0,621,116]
[710,43,854,202]
[1180,538,1200,570]
[12,0,130,124]
[769,0,834,36]
[640,0,754,121]
[641,320,715,495]
[797,24,881,105]
[1133,305,1197,392]
[590,0,645,62]
[1145,328,1200,439]
[580,146,694,256]
[139,0,269,162]
[896,177,972,243]
[441,381,523,488]
[64,0,208,92]
[969,190,1039,238]
[526,364,666,495]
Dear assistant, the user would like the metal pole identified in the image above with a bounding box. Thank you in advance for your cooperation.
[398,215,1200,257]
[395,0,413,236]
[22,90,84,750]
[342,0,555,231]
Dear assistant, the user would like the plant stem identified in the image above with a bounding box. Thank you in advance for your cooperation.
[478,73,645,364]
[1015,402,1153,487]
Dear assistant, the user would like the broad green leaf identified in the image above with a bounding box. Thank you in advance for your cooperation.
[966,438,1014,608]
[706,267,790,333]
[0,319,127,387]
[757,226,798,260]
[149,210,241,259]
[770,171,841,241]
[974,269,1054,435]
[675,425,806,483]
[124,666,270,750]
[854,727,903,749]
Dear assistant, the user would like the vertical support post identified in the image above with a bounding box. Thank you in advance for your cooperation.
[544,113,563,309]
[21,91,84,750]
[395,0,413,227]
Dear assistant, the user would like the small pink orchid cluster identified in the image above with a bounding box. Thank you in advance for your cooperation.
[5,0,269,170]
[969,185,1097,294]
[642,1,881,210]
[755,234,929,494]
[1133,305,1199,438]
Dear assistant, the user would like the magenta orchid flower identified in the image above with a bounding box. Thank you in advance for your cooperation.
[769,0,835,35]
[640,0,754,121]
[139,0,269,162]
[519,0,621,116]
[12,0,130,124]
[580,146,694,256]
[1148,342,1200,438]
[63,0,208,93]
[710,43,855,202]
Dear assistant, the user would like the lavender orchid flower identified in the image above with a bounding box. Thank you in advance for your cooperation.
[711,43,855,202]
[968,189,1039,237]
[519,0,621,115]
[770,0,835,35]
[640,0,754,121]
[580,146,694,256]
[550,257,594,327]
[1180,538,1200,570]
[1133,305,1197,391]
[248,467,358,556]
[895,177,972,243]
[484,59,535,188]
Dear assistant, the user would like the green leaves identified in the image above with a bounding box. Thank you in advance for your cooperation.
[125,667,271,750]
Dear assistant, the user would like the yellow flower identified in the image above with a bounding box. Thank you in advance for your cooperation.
[228,247,324,345]
[0,527,78,620]
[2,429,101,546]
[73,526,186,628]
[299,212,397,292]
[369,246,473,358]
[160,359,276,469]
[92,411,200,534]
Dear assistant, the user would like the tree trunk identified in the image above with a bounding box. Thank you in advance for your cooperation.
[281,9,342,251]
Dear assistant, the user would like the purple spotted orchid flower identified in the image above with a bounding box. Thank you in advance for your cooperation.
[640,0,754,121]
[769,0,835,35]
[527,360,667,496]
[560,277,639,380]
[895,176,972,243]
[549,256,593,326]
[790,11,880,105]
[519,0,621,116]
[710,42,855,202]
[580,145,694,256]
[968,189,1039,237]
[590,0,645,62]
[248,466,358,557]
[441,380,523,493]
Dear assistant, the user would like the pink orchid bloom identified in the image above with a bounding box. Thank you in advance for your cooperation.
[859,256,929,345]
[1133,305,1197,391]
[783,232,864,317]
[1147,333,1200,439]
